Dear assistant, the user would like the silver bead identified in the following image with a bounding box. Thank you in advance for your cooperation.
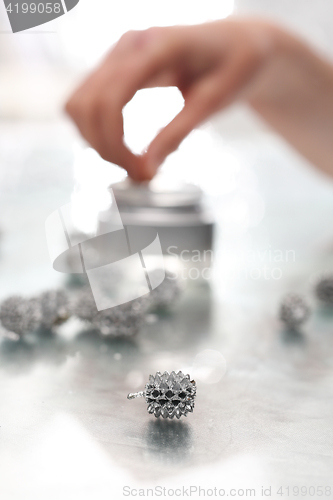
[0,296,42,336]
[149,270,182,309]
[279,294,310,329]
[71,287,97,322]
[39,289,70,329]
[315,275,333,306]
[72,286,147,337]
[128,371,196,419]
[92,299,147,337]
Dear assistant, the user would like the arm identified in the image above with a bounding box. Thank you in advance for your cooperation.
[246,25,333,177]
[66,19,333,181]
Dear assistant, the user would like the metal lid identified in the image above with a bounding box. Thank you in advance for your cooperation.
[111,178,203,209]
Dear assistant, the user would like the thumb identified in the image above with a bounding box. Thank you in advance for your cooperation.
[143,71,227,178]
[143,50,260,178]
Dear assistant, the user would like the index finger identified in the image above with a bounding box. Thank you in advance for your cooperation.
[68,28,184,180]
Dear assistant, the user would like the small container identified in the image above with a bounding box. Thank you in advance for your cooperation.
[111,179,215,278]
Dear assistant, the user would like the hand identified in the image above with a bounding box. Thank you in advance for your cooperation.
[66,19,333,180]
[66,19,279,181]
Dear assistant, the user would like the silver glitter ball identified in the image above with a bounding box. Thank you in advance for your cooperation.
[279,294,310,329]
[72,286,147,337]
[149,270,182,310]
[71,287,98,322]
[92,299,147,337]
[0,296,42,336]
[145,371,196,419]
[315,275,333,306]
[39,289,70,329]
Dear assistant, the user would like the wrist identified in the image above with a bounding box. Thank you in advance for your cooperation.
[245,24,316,110]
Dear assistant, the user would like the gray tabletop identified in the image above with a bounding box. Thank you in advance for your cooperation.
[1,117,333,500]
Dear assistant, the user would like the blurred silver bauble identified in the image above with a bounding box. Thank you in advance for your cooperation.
[92,299,147,337]
[70,287,98,322]
[39,289,70,329]
[315,275,333,306]
[149,270,182,310]
[0,296,42,336]
[279,294,310,329]
[72,286,147,337]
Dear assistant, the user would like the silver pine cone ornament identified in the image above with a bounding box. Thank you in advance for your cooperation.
[128,371,196,419]
[149,270,181,310]
[315,275,333,306]
[279,293,310,329]
[71,286,147,337]
[39,289,69,329]
[0,296,42,336]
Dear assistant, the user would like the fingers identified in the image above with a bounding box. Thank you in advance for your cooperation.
[66,21,269,182]
[143,73,223,177]
[66,27,181,180]
[93,88,145,181]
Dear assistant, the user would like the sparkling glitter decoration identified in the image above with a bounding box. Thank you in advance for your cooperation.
[279,294,310,329]
[92,300,147,337]
[72,286,148,337]
[0,296,42,336]
[149,270,182,310]
[128,371,196,419]
[315,275,333,306]
[39,290,69,329]
[0,267,181,340]
[71,286,97,322]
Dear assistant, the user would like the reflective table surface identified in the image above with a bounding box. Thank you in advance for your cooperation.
[1,116,333,499]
